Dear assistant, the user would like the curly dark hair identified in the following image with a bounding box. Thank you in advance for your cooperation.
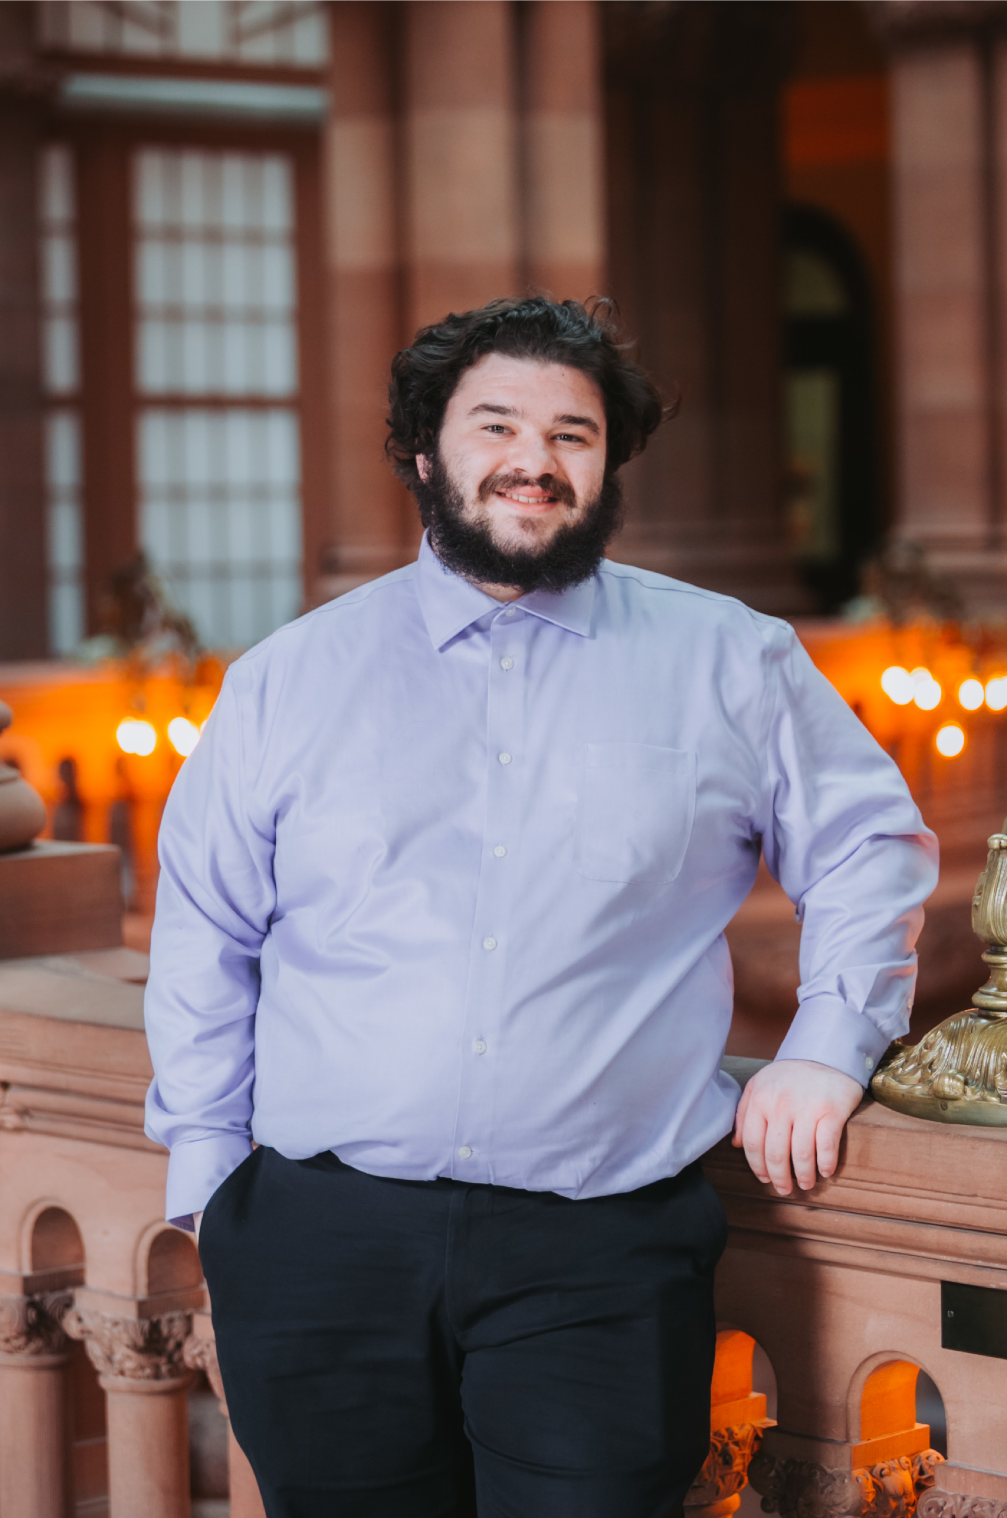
[386,296,669,489]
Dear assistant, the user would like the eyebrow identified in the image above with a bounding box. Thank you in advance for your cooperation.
[467,403,601,436]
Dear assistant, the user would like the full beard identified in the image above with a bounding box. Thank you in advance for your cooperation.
[414,451,624,595]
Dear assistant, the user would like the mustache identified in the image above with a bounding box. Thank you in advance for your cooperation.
[477,471,577,509]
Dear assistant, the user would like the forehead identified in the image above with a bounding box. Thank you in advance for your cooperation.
[447,352,605,422]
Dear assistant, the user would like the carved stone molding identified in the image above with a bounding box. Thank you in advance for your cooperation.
[687,1422,769,1506]
[918,1496,1007,1518]
[0,1291,73,1357]
[182,1326,226,1410]
[750,1449,945,1518]
[63,1308,191,1382]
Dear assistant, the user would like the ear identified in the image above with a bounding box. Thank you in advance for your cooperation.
[416,455,431,484]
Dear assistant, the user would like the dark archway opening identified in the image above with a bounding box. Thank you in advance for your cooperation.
[783,203,880,612]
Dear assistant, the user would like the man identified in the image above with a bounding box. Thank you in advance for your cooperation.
[145,297,937,1518]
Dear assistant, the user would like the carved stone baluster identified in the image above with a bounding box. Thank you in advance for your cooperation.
[183,1309,266,1518]
[64,1307,193,1518]
[749,1447,946,1518]
[0,1291,74,1518]
[686,1422,771,1518]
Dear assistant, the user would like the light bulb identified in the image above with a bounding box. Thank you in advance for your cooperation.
[986,677,1007,712]
[167,716,200,757]
[935,724,965,757]
[881,666,914,705]
[116,718,157,756]
[958,678,984,711]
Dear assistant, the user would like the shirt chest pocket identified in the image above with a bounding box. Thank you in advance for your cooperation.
[575,743,696,886]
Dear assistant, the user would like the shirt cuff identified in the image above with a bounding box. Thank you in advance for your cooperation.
[774,996,898,1088]
[163,1132,254,1222]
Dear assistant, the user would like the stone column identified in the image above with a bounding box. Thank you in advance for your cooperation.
[522,1,604,302]
[604,3,807,614]
[403,0,520,332]
[0,2,48,659]
[0,1292,73,1518]
[184,1310,266,1518]
[64,1307,193,1518]
[881,1,1007,616]
[317,2,411,603]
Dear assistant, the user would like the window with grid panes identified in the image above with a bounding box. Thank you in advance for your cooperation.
[38,143,86,656]
[133,147,304,649]
[38,1,329,67]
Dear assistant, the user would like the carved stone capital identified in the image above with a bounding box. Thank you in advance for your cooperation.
[0,1291,74,1358]
[182,1325,226,1409]
[687,1422,770,1506]
[63,1308,191,1382]
[750,1449,945,1518]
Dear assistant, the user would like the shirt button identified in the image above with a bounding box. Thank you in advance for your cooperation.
[458,1146,473,1159]
[502,608,515,619]
[482,936,497,951]
[498,752,512,765]
[493,845,507,858]
[865,1056,875,1072]
[500,657,514,670]
[473,1039,487,1054]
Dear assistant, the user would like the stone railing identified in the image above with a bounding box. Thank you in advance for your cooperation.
[2,843,1007,1517]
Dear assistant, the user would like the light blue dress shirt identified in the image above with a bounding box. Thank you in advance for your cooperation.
[144,536,938,1222]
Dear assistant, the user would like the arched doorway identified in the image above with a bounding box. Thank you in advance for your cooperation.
[783,203,880,611]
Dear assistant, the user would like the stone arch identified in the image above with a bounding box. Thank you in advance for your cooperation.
[136,1223,202,1299]
[24,1203,85,1288]
[847,1352,946,1461]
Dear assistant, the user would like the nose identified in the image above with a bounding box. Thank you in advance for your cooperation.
[504,430,558,481]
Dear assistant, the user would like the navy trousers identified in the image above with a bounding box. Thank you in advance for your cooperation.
[199,1147,726,1518]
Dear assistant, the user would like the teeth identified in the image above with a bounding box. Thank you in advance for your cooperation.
[502,492,552,504]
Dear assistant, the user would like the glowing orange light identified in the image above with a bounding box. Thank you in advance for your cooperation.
[987,677,1007,712]
[116,718,157,756]
[881,666,914,705]
[911,668,942,710]
[958,678,985,711]
[935,723,965,757]
[167,716,200,757]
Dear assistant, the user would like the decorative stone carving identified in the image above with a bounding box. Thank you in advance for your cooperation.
[182,1325,226,1408]
[750,1449,944,1518]
[0,1290,73,1356]
[918,1495,1007,1518]
[687,1422,769,1507]
[63,1307,191,1381]
[0,701,47,854]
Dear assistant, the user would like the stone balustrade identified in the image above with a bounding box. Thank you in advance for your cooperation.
[1,842,1006,1516]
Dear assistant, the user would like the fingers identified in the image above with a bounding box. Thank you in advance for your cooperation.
[731,1084,751,1146]
[815,1113,843,1180]
[790,1116,818,1191]
[740,1100,771,1187]
[761,1111,795,1196]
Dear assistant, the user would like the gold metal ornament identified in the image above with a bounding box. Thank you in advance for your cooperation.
[872,820,1007,1125]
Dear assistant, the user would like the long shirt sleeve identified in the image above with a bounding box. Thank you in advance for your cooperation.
[144,540,937,1221]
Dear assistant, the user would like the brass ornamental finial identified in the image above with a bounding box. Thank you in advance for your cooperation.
[872,815,1007,1123]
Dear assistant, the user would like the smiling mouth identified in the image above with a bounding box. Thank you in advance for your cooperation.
[496,489,559,507]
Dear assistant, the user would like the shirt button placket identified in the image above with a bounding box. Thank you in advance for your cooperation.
[452,605,526,1178]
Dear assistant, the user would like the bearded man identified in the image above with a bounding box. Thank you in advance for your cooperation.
[145,297,937,1518]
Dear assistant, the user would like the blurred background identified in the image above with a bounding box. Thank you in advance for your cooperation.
[2,0,1007,1042]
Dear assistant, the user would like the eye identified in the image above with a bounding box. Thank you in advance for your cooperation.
[555,432,585,444]
[483,423,510,434]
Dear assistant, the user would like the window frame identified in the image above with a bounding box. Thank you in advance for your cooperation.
[46,112,328,641]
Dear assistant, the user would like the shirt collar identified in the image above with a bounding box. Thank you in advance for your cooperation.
[414,533,596,650]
